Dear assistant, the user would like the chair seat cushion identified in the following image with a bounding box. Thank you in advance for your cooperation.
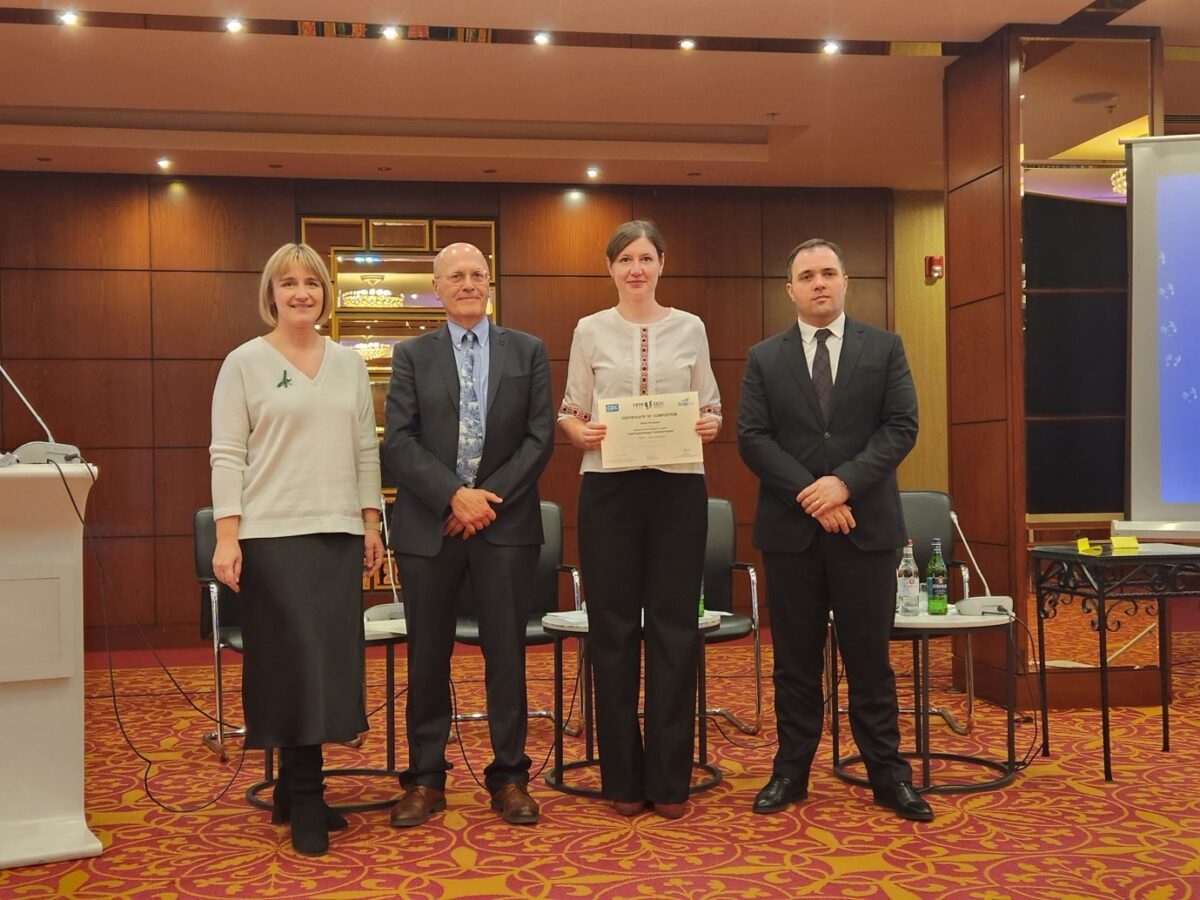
[703,613,753,643]
[219,626,244,653]
[455,616,553,646]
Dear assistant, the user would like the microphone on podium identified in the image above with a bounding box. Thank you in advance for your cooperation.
[948,511,1015,617]
[0,362,81,466]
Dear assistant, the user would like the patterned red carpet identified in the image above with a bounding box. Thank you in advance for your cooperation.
[3,629,1199,898]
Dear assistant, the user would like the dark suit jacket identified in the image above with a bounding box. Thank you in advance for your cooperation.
[737,316,917,554]
[382,322,554,557]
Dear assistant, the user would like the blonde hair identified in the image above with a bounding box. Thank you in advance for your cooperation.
[257,243,334,327]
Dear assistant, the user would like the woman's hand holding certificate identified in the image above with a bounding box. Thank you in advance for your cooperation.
[597,391,703,468]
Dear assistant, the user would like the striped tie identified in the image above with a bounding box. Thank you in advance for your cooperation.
[812,328,833,421]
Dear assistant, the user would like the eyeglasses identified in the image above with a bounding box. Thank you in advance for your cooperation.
[438,270,489,286]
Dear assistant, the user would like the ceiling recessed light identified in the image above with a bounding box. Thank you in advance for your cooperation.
[382,25,399,40]
[58,11,79,25]
[533,31,550,46]
[586,166,600,179]
[156,157,172,170]
[822,40,840,54]
[225,18,244,33]
[678,38,696,50]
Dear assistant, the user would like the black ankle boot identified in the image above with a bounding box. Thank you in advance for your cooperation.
[271,759,347,831]
[281,745,329,856]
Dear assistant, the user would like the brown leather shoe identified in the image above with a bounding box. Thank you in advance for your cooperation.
[389,786,445,827]
[613,800,646,817]
[653,801,686,820]
[490,783,539,825]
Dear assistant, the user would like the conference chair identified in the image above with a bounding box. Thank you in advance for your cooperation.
[194,507,245,761]
[453,500,582,730]
[701,497,763,735]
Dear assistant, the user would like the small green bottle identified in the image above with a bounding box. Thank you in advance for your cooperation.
[926,537,949,615]
[698,577,705,616]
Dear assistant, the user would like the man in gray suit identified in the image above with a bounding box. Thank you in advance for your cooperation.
[382,242,554,826]
[737,238,931,821]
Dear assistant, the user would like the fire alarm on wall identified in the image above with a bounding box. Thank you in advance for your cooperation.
[924,255,945,280]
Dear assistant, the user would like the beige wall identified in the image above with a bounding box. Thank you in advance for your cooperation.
[892,191,948,492]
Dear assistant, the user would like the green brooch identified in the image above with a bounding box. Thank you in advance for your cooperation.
[277,370,292,389]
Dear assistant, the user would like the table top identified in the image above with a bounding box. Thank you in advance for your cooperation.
[891,612,1012,633]
[1030,543,1200,564]
[542,609,722,634]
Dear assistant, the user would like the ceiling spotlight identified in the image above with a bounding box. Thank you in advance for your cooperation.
[58,11,79,25]
[225,18,244,33]
[533,31,551,46]
[586,166,600,179]
[678,38,696,50]
[156,157,172,170]
[382,25,399,40]
[822,40,840,54]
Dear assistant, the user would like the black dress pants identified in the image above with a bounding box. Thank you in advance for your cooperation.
[764,530,911,793]
[396,536,538,794]
[578,470,707,804]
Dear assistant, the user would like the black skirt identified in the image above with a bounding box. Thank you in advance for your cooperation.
[238,533,367,749]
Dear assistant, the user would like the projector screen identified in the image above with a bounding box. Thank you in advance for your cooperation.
[1127,135,1200,526]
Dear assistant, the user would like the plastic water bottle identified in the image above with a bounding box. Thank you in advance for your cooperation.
[698,577,705,616]
[926,537,949,615]
[896,540,920,616]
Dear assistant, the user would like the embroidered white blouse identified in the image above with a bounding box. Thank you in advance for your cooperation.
[558,307,722,475]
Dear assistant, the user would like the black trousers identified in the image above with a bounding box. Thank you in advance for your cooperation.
[578,470,707,804]
[395,537,538,794]
[764,531,911,793]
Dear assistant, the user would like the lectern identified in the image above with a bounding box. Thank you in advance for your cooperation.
[0,464,102,869]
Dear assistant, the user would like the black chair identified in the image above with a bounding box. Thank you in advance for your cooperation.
[195,507,247,761]
[701,497,763,735]
[453,500,581,726]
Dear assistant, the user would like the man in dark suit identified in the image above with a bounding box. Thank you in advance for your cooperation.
[382,242,554,826]
[737,238,931,821]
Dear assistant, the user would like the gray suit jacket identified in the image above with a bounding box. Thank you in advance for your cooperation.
[382,323,554,557]
[737,316,918,554]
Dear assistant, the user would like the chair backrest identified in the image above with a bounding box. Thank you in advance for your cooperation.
[702,497,736,613]
[456,500,563,618]
[194,507,240,638]
[899,490,956,575]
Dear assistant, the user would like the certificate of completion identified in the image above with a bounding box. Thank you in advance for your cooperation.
[598,391,703,469]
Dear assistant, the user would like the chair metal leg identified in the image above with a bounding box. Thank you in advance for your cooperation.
[704,626,763,735]
[202,583,245,760]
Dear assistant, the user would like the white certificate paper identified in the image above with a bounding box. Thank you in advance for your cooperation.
[598,391,703,469]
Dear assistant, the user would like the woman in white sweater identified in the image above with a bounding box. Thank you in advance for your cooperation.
[209,243,384,855]
[558,220,721,819]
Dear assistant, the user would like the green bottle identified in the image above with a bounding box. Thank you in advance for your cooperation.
[926,537,949,615]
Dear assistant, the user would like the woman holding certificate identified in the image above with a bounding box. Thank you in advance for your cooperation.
[558,220,721,819]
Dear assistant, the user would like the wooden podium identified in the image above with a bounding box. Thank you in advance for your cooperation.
[0,464,102,869]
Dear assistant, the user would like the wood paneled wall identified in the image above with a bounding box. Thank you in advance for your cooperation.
[0,173,891,649]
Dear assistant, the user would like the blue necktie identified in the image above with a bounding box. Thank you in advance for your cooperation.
[456,332,483,486]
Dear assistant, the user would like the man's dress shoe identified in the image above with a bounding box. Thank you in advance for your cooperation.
[491,783,539,825]
[389,785,446,827]
[752,775,808,814]
[873,781,934,821]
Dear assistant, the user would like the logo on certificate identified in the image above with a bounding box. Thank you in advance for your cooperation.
[605,403,620,412]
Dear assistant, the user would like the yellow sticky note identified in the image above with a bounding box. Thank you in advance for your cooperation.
[1076,537,1092,552]
[1111,535,1139,551]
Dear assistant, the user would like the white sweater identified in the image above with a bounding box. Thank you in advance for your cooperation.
[558,307,722,475]
[210,336,382,539]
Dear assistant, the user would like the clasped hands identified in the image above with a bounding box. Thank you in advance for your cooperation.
[444,485,503,538]
[796,475,855,534]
